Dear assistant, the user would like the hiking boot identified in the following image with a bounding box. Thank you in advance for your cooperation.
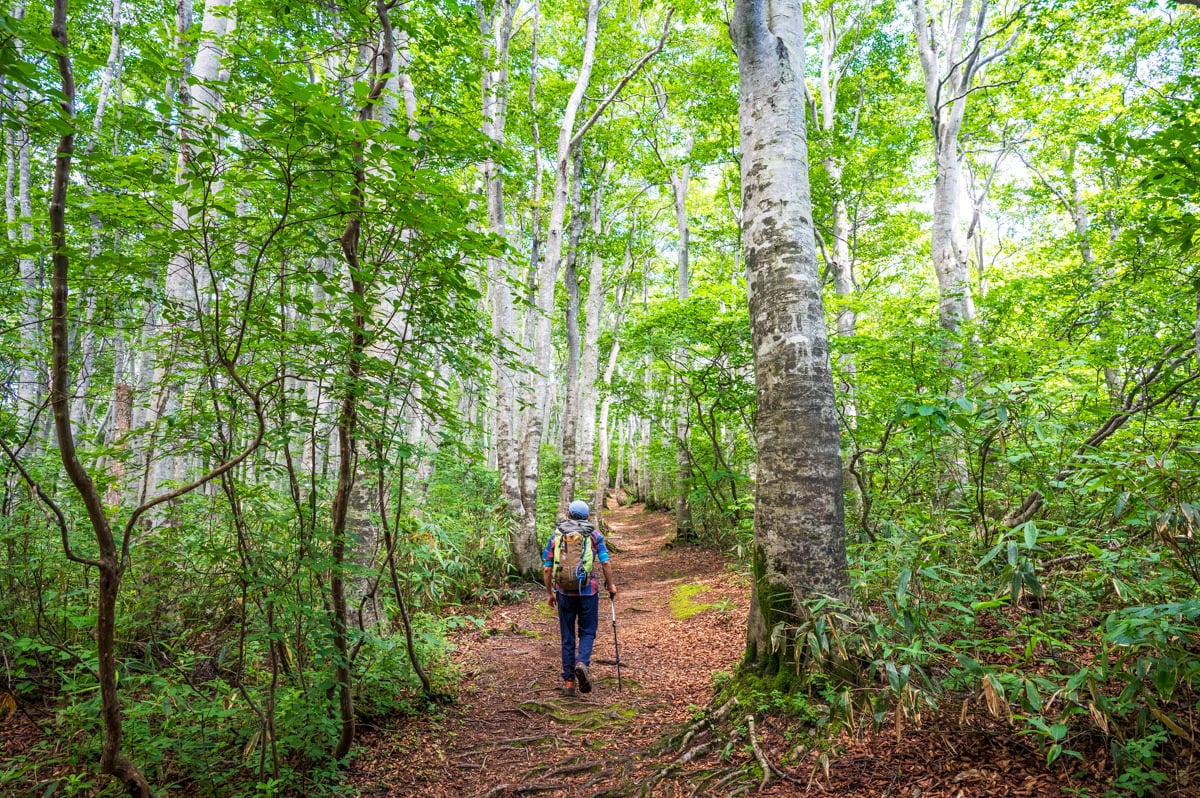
[563,680,576,697]
[574,662,592,694]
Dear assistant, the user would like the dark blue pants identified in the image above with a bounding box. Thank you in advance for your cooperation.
[557,592,599,682]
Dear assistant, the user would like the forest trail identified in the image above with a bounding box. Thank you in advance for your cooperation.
[348,500,755,797]
[348,504,1102,798]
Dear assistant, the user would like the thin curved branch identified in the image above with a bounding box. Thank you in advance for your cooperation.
[0,438,100,568]
[119,367,271,566]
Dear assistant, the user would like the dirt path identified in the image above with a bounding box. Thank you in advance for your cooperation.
[348,504,1107,798]
[348,501,753,797]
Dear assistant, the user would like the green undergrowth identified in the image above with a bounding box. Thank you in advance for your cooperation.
[712,509,1200,796]
[0,453,522,797]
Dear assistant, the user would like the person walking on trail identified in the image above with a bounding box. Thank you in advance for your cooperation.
[543,500,617,697]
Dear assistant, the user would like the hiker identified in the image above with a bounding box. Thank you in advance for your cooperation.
[543,499,617,697]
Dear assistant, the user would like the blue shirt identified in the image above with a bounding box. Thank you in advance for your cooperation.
[543,524,610,596]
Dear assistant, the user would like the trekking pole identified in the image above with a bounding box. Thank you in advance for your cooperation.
[609,592,622,692]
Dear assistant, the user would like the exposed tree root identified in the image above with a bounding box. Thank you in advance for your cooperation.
[708,766,754,796]
[477,782,560,798]
[746,715,771,791]
[581,766,618,791]
[461,733,568,753]
[660,696,739,754]
[543,760,603,778]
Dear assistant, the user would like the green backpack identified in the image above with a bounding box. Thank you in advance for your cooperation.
[552,519,596,593]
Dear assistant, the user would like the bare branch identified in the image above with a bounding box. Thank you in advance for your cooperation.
[1014,148,1071,213]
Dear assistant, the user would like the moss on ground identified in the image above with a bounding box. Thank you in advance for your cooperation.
[669,583,714,619]
[519,699,637,731]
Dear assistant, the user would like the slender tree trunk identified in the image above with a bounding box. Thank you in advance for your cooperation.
[817,9,858,425]
[614,417,628,501]
[579,172,616,511]
[638,277,653,505]
[329,0,395,760]
[1065,146,1124,405]
[517,0,601,570]
[151,0,234,492]
[670,146,695,538]
[912,0,1004,372]
[594,332,622,515]
[479,0,524,549]
[558,145,587,516]
[8,7,40,443]
[47,3,154,793]
[517,3,669,563]
[734,0,849,670]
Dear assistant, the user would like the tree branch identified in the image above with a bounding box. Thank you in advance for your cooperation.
[0,438,100,568]
[1002,350,1200,527]
[569,8,674,150]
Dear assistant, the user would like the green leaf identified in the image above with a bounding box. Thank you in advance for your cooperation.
[1023,679,1041,713]
[1047,744,1063,765]
[1153,657,1178,701]
[979,542,1005,568]
[1022,522,1038,550]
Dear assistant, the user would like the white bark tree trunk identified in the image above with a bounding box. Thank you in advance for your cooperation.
[151,0,235,492]
[479,0,524,549]
[7,7,40,443]
[557,145,587,517]
[519,0,608,566]
[517,5,670,567]
[670,139,695,538]
[733,0,849,666]
[816,9,858,425]
[912,0,1017,366]
[8,115,40,442]
[577,163,615,510]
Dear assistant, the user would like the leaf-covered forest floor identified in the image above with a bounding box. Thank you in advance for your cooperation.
[348,501,1111,798]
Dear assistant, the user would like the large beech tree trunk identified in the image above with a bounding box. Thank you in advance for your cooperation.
[733,0,849,670]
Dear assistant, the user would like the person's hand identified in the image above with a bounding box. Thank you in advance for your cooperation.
[607,584,618,598]
[547,591,557,609]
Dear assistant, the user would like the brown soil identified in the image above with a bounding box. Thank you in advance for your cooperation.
[346,502,1111,798]
[348,500,752,797]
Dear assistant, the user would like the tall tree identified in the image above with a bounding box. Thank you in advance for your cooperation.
[479,0,524,558]
[516,2,670,571]
[911,0,1019,369]
[732,0,849,669]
